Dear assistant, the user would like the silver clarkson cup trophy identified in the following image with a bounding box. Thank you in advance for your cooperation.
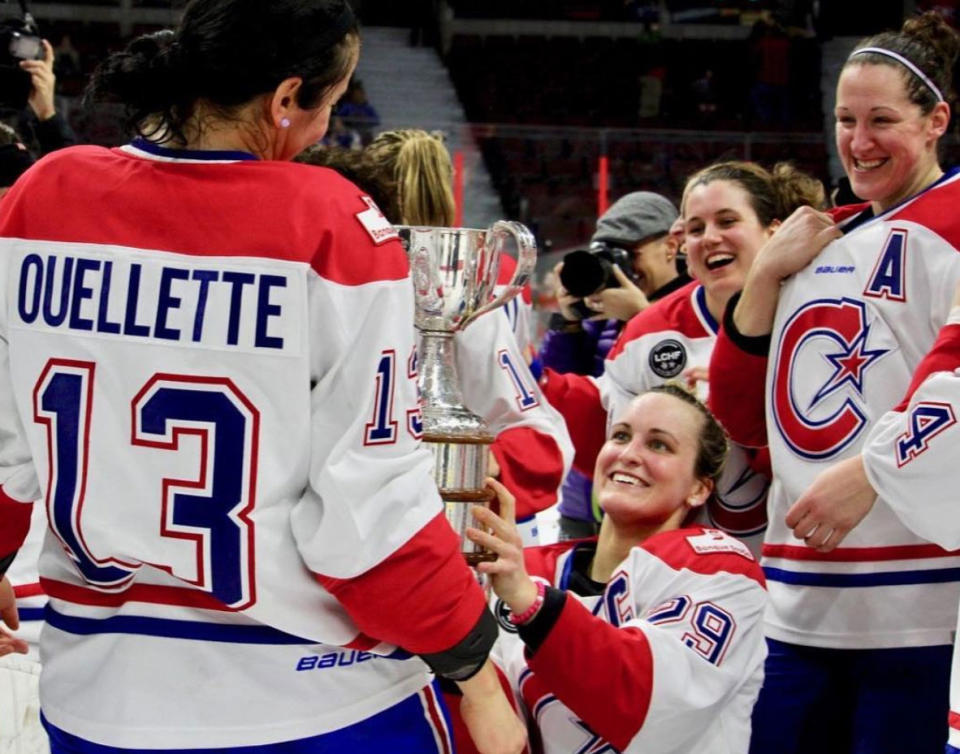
[399,222,536,565]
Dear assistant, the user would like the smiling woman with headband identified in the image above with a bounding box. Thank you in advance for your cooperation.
[708,10,960,754]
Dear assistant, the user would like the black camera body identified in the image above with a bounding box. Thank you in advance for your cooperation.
[0,3,43,111]
[559,244,634,319]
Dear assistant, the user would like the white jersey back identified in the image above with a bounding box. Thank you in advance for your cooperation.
[0,143,485,748]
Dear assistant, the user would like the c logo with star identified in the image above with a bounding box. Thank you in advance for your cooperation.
[772,298,888,460]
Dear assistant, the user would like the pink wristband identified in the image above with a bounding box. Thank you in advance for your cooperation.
[509,580,546,626]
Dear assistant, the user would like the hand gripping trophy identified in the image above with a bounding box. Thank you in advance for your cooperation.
[399,222,536,564]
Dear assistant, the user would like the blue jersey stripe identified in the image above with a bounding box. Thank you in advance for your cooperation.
[764,566,960,587]
[18,606,45,621]
[45,605,315,644]
[40,681,450,753]
[129,137,258,162]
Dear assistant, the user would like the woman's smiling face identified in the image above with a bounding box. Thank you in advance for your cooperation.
[594,391,708,528]
[683,179,774,302]
[835,61,946,212]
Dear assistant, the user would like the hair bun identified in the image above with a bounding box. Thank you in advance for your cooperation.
[903,11,960,72]
[770,161,827,216]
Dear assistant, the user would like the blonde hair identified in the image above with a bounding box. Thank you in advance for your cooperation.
[297,128,456,226]
[366,129,456,226]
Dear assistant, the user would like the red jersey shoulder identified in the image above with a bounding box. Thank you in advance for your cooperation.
[828,202,871,225]
[608,280,703,360]
[889,174,960,247]
[639,526,766,588]
[524,538,594,582]
[0,148,408,286]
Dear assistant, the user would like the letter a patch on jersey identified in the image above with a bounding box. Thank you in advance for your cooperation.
[355,195,399,245]
[864,228,907,302]
[896,401,956,467]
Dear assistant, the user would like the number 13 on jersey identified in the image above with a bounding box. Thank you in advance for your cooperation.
[34,359,259,609]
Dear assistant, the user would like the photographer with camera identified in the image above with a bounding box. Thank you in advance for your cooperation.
[553,192,687,327]
[538,191,688,539]
[16,37,77,154]
[1,1,77,157]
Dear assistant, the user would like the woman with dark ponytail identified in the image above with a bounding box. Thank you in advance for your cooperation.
[0,1,525,753]
[711,11,960,753]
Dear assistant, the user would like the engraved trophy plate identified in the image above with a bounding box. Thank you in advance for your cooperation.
[399,222,536,563]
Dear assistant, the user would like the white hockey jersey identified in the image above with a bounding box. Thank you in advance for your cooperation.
[858,321,960,750]
[0,141,490,749]
[711,168,960,649]
[495,253,536,358]
[452,306,572,525]
[543,281,769,550]
[6,504,45,656]
[492,527,767,753]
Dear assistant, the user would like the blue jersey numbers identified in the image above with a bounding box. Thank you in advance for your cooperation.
[34,360,259,609]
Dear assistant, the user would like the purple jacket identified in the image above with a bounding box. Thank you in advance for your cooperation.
[538,317,623,378]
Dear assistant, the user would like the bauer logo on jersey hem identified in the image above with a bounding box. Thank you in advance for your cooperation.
[649,338,686,378]
[355,196,399,245]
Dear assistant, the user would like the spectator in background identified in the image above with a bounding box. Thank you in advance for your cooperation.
[748,11,792,128]
[14,39,77,156]
[321,114,362,149]
[336,79,380,144]
[52,35,84,97]
[692,68,719,124]
[539,191,688,539]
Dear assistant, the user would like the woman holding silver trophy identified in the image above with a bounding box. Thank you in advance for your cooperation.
[465,385,768,753]
[0,1,525,752]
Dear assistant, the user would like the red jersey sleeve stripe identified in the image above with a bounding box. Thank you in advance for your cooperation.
[314,513,487,655]
[897,324,960,411]
[0,489,32,556]
[13,582,44,598]
[527,596,653,751]
[708,327,769,448]
[490,428,564,519]
[540,369,606,477]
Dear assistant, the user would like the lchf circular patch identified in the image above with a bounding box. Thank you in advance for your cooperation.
[649,338,687,378]
[494,598,519,634]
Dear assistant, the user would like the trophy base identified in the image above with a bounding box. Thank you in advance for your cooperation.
[424,434,497,566]
[443,491,498,565]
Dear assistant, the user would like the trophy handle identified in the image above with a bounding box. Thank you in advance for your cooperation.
[462,220,537,327]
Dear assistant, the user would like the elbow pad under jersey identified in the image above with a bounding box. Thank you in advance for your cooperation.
[419,606,498,681]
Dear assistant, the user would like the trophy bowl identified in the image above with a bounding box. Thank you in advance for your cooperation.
[398,221,536,563]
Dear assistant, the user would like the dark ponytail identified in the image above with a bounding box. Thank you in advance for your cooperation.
[85,0,359,144]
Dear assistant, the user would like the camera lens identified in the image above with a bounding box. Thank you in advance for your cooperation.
[560,250,609,298]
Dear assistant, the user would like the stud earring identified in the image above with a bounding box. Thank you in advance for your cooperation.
[280,117,291,128]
